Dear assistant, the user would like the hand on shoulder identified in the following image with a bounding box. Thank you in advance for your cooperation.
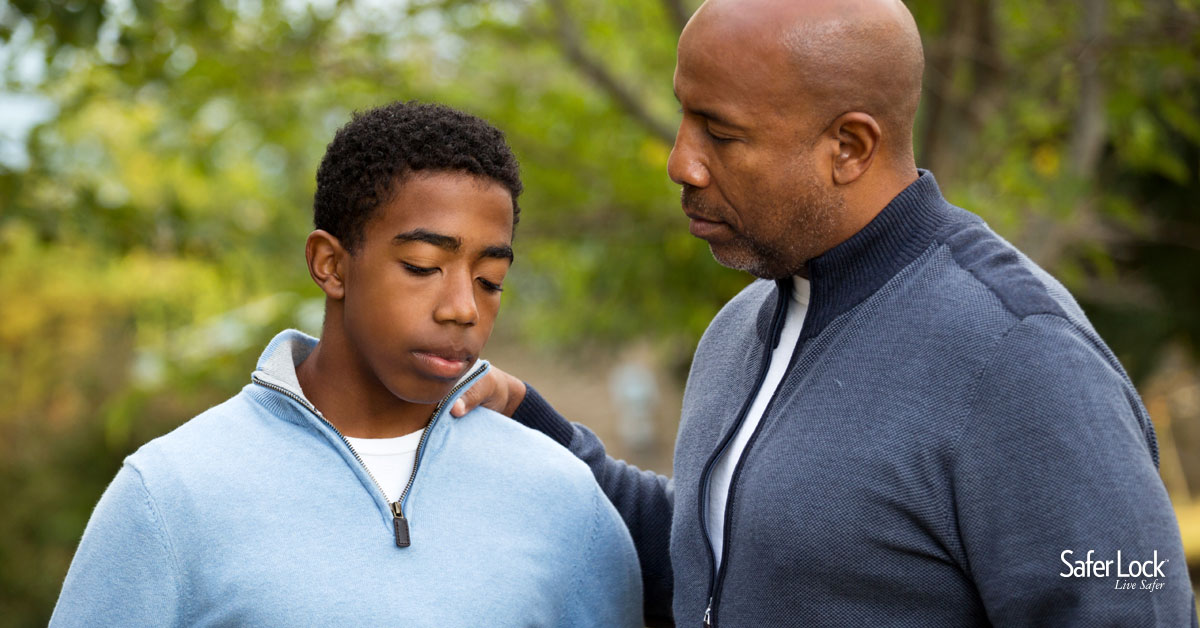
[451,364,527,418]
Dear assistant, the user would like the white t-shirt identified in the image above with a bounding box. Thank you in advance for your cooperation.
[706,276,810,568]
[344,429,425,503]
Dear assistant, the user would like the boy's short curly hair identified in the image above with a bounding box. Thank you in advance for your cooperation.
[313,101,523,252]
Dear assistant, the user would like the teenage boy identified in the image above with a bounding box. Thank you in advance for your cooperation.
[51,102,642,627]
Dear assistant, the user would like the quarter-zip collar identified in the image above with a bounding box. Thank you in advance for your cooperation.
[251,328,319,399]
[754,170,956,346]
[247,329,490,547]
[250,329,489,426]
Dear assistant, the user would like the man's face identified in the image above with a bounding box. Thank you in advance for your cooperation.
[667,14,845,279]
[341,171,513,405]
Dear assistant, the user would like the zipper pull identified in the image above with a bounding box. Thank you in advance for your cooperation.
[703,598,713,626]
[391,502,410,548]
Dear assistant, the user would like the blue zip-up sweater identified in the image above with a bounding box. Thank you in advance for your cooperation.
[52,330,642,627]
[515,171,1198,627]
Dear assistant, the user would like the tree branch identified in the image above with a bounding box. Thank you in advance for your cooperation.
[662,0,691,33]
[545,0,676,144]
[1067,0,1107,178]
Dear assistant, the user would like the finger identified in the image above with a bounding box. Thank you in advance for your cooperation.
[452,377,491,418]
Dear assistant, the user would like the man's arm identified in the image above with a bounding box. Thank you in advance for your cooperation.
[455,369,675,626]
[953,314,1197,627]
[51,464,183,627]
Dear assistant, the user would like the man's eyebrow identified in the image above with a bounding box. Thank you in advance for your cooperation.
[393,229,460,251]
[674,90,743,130]
[481,244,514,262]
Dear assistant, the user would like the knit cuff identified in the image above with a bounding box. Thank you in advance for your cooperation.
[513,385,576,448]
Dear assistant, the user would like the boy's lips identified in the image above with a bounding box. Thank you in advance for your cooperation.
[411,349,474,379]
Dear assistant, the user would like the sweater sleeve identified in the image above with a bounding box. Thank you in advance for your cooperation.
[561,486,646,628]
[952,314,1197,627]
[515,385,676,627]
[50,463,183,628]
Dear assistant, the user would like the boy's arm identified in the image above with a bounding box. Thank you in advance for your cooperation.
[561,486,645,628]
[515,386,675,627]
[455,369,675,625]
[51,464,183,628]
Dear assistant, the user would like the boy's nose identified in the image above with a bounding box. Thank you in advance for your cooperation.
[434,274,478,326]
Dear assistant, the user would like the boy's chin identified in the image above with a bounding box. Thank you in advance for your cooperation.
[387,379,457,408]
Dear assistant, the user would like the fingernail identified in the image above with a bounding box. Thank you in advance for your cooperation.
[451,399,465,417]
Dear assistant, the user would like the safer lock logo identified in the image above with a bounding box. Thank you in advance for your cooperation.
[1059,550,1169,591]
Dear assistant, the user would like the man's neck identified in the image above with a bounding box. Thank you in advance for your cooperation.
[295,329,436,439]
[844,165,921,241]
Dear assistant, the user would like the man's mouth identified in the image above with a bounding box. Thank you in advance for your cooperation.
[684,208,733,241]
[682,186,734,241]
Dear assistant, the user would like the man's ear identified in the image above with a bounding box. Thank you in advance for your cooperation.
[827,112,881,185]
[306,229,348,300]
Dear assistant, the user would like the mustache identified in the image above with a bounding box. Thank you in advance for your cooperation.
[681,184,722,221]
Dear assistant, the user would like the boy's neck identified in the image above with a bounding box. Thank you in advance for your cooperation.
[296,328,438,439]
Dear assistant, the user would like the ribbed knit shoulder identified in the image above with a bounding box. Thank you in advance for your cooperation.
[932,208,1141,390]
[940,215,1067,321]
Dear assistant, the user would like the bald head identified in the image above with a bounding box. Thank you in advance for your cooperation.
[686,0,924,166]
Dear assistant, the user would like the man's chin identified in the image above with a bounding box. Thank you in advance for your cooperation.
[710,244,793,280]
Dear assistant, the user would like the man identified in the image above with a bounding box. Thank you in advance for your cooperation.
[455,0,1199,625]
[51,101,642,627]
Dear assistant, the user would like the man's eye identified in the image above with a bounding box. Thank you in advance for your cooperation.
[706,128,733,144]
[477,278,504,293]
[402,262,437,275]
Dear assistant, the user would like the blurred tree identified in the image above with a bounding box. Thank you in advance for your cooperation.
[1,0,1198,624]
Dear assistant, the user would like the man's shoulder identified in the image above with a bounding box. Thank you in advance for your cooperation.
[724,277,776,311]
[934,211,1086,323]
[699,278,777,346]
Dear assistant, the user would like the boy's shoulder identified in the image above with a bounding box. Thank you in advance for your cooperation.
[448,406,602,498]
[123,386,288,488]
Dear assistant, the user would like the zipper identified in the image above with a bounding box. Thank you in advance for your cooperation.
[251,362,488,548]
[707,356,798,622]
[696,283,791,627]
[390,363,487,546]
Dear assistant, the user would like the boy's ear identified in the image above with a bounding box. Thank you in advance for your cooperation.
[306,229,348,300]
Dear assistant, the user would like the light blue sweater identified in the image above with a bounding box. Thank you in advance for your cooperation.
[51,330,642,627]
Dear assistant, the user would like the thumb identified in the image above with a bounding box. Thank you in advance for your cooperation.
[451,371,495,418]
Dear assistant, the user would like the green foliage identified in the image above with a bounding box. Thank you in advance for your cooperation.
[1,0,1198,623]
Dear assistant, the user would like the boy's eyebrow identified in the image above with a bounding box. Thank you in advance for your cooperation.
[482,245,514,262]
[394,229,514,262]
[393,229,460,251]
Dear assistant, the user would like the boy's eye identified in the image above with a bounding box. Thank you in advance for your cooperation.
[477,278,504,293]
[402,262,437,276]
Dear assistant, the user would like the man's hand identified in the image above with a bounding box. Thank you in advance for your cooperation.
[451,365,527,418]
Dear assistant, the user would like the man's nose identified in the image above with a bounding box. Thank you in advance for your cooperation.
[433,273,478,326]
[667,120,711,189]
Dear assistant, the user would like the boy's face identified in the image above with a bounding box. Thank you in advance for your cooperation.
[341,170,514,405]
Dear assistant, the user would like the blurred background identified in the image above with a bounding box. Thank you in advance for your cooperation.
[1,0,1198,623]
